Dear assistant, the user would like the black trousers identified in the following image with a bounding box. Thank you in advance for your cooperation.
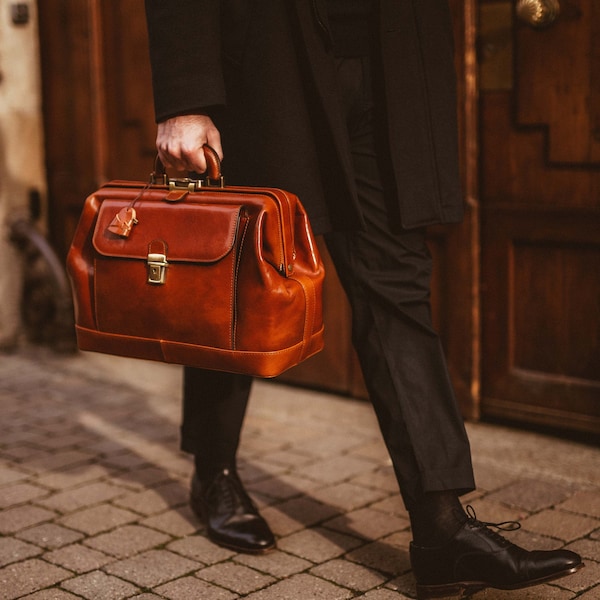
[181,56,475,510]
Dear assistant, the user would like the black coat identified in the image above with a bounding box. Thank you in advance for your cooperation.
[145,0,463,233]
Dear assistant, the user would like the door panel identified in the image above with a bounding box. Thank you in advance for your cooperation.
[38,1,98,260]
[479,0,600,434]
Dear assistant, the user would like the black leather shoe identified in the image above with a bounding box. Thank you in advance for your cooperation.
[410,508,583,599]
[190,468,275,554]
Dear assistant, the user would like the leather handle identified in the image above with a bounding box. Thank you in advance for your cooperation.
[202,144,222,181]
[152,144,222,184]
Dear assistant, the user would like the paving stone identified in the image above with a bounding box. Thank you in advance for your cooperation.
[237,457,288,481]
[505,527,570,551]
[105,549,200,588]
[16,523,84,549]
[350,439,392,464]
[244,572,353,599]
[156,576,238,600]
[2,350,600,599]
[565,538,600,561]
[351,467,399,494]
[0,537,41,566]
[150,454,191,477]
[558,489,600,519]
[293,432,369,458]
[252,472,323,498]
[470,461,519,494]
[0,558,72,600]
[100,451,152,471]
[250,448,315,469]
[30,432,95,451]
[368,495,409,519]
[475,583,576,598]
[360,590,412,599]
[0,482,49,509]
[59,503,139,535]
[277,527,363,562]
[486,478,576,512]
[235,550,312,578]
[301,455,377,484]
[521,509,599,542]
[19,590,82,600]
[85,524,171,558]
[553,559,600,593]
[113,466,174,491]
[44,543,114,573]
[261,497,339,537]
[167,535,235,564]
[61,570,139,600]
[323,507,409,541]
[0,505,56,534]
[575,586,600,599]
[248,475,311,501]
[310,558,387,591]
[2,450,44,467]
[385,571,417,597]
[35,464,114,490]
[24,450,96,473]
[36,481,127,513]
[85,438,137,457]
[141,506,198,537]
[239,433,285,457]
[346,532,412,577]
[0,466,30,485]
[197,562,275,595]
[310,482,389,512]
[113,481,188,515]
[463,498,529,525]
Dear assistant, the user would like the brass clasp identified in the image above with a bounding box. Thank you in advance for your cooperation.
[147,252,168,284]
[147,240,168,285]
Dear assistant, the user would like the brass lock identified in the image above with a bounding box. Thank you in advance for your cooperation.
[147,252,168,284]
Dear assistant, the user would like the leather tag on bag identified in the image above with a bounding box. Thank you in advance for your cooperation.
[107,207,138,237]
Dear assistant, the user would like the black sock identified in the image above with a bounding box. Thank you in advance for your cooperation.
[194,457,235,484]
[408,490,467,547]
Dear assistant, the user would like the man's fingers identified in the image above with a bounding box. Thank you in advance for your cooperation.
[157,143,206,173]
[156,114,222,173]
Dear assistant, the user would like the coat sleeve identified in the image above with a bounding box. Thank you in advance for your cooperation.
[144,0,226,122]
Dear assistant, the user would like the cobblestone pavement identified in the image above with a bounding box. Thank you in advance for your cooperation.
[1,345,599,599]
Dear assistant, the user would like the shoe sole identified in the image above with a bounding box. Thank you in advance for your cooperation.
[206,532,276,555]
[416,562,584,599]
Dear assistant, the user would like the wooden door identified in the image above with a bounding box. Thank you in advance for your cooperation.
[478,0,600,434]
[38,0,156,260]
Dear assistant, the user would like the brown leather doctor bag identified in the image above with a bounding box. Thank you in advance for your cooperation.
[66,146,325,377]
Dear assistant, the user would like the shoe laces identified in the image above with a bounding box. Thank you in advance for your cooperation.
[464,505,521,547]
[208,468,253,512]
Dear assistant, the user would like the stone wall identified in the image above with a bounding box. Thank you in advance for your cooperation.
[0,1,47,347]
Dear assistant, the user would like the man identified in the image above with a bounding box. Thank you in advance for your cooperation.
[144,1,583,598]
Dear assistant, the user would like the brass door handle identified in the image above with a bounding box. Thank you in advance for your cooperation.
[516,0,560,28]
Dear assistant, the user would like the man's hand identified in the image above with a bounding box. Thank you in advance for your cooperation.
[156,113,223,173]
